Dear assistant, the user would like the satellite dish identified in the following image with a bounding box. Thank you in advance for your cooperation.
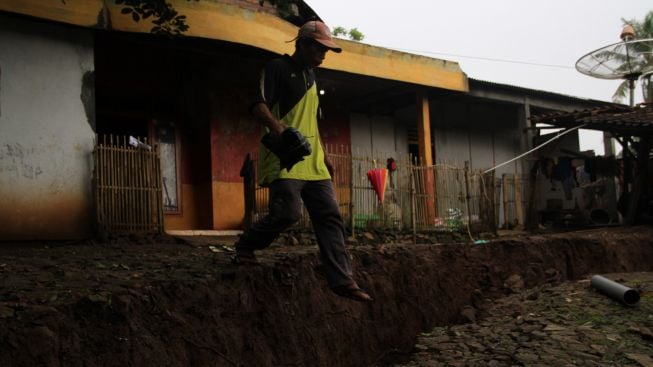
[576,38,653,105]
[576,38,653,80]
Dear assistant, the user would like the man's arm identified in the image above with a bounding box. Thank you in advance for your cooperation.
[252,102,286,135]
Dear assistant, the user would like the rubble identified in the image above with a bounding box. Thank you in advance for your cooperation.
[395,272,653,367]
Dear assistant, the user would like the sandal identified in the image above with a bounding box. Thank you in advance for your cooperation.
[332,284,374,303]
[231,252,258,265]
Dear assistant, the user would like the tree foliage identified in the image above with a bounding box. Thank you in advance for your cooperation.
[113,0,299,36]
[613,10,653,103]
[258,0,296,19]
[115,0,197,35]
[332,26,365,41]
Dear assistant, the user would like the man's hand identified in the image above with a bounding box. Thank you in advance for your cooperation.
[270,122,287,136]
[252,103,287,135]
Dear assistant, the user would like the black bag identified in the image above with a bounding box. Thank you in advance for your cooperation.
[261,127,312,171]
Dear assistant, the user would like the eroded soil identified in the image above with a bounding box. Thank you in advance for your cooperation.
[393,272,653,366]
[0,227,652,366]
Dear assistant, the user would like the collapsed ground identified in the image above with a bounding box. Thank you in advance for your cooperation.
[0,227,652,366]
[393,272,653,367]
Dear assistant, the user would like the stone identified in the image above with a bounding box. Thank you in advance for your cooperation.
[504,274,524,292]
[460,306,477,323]
[0,305,14,318]
[466,341,486,352]
[431,343,458,351]
[362,232,375,241]
[287,235,300,246]
[625,353,653,367]
[414,344,429,351]
[422,335,450,343]
[514,351,539,363]
[589,344,607,355]
[543,323,567,332]
[628,326,653,340]
[526,290,540,300]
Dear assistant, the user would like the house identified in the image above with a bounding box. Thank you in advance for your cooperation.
[0,0,613,240]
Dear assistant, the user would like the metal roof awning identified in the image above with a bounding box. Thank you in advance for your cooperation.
[532,103,653,135]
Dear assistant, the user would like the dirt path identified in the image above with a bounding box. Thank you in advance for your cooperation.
[0,227,652,366]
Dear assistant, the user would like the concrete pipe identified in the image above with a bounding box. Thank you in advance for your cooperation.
[590,275,640,305]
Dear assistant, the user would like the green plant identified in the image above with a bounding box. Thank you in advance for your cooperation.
[114,0,198,35]
[111,0,300,36]
[613,10,653,103]
[332,26,365,41]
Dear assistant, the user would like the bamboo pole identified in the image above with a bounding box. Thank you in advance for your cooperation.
[96,135,101,235]
[127,138,132,231]
[349,151,355,237]
[130,140,136,231]
[118,136,123,231]
[109,134,115,231]
[144,140,150,230]
[149,143,154,230]
[104,135,109,231]
[98,136,103,232]
[488,171,497,234]
[117,137,122,231]
[134,141,139,231]
[133,139,138,231]
[123,136,129,231]
[464,161,472,230]
[410,163,417,244]
[514,174,524,229]
[502,174,509,229]
[138,138,144,230]
[140,139,146,231]
[156,144,164,233]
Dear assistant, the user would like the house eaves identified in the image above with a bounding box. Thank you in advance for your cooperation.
[468,78,619,112]
[0,0,468,93]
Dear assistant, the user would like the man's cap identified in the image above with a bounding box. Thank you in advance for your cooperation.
[296,20,342,53]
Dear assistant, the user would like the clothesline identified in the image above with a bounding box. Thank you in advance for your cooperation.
[483,124,588,174]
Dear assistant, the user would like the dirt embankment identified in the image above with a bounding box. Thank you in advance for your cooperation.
[1,227,652,366]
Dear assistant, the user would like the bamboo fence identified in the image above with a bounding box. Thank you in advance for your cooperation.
[247,145,521,234]
[94,135,164,235]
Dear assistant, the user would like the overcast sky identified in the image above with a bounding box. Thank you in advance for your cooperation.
[306,0,653,154]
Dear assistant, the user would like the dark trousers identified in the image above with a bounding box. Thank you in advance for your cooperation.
[236,179,354,288]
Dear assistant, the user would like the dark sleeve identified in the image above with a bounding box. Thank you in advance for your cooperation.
[251,59,284,111]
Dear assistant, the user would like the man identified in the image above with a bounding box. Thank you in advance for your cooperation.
[233,20,372,303]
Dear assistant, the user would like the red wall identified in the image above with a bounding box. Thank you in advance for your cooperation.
[210,89,260,183]
[319,97,351,151]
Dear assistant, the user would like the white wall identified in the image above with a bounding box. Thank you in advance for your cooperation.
[0,14,95,239]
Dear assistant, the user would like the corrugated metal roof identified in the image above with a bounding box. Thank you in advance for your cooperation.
[469,78,617,106]
[531,103,653,135]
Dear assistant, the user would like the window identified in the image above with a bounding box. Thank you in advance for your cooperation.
[154,120,180,213]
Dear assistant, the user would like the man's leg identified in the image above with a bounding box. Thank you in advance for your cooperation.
[300,180,356,288]
[235,179,303,258]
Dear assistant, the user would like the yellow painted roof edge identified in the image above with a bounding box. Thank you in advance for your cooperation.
[0,0,468,92]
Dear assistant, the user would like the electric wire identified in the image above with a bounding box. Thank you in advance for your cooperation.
[387,47,574,69]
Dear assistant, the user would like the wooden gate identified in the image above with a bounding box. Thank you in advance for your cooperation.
[94,135,164,235]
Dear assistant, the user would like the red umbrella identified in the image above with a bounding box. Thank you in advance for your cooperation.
[367,168,388,203]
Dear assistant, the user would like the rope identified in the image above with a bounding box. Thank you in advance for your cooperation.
[483,124,588,174]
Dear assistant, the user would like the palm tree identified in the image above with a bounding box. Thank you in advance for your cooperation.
[613,10,653,103]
